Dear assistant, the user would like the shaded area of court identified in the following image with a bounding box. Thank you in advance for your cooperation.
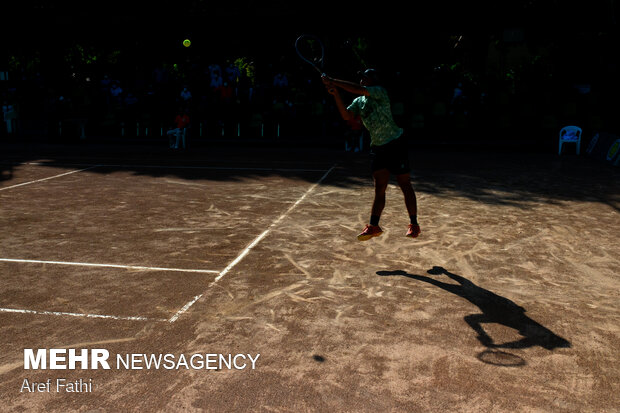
[1,163,325,269]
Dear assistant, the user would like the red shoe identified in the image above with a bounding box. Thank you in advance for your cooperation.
[357,224,383,241]
[406,224,421,238]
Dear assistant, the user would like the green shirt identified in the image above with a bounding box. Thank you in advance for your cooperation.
[347,86,403,146]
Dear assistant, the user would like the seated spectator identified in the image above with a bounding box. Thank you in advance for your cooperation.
[208,63,223,89]
[273,72,288,88]
[217,82,235,104]
[110,82,123,104]
[167,107,190,149]
[225,61,241,85]
[100,74,111,94]
[180,86,192,102]
[210,72,223,90]
[124,92,139,106]
[2,101,16,135]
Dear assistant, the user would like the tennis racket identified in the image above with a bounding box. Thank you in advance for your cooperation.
[295,34,326,76]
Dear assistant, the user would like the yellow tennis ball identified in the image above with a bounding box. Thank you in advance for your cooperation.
[183,39,191,47]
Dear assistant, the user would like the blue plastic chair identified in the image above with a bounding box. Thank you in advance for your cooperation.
[559,126,582,155]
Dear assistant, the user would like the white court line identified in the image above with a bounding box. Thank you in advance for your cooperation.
[168,164,337,323]
[0,166,99,191]
[0,258,219,274]
[2,164,336,323]
[98,164,328,173]
[0,307,165,322]
[19,161,327,173]
[0,258,217,322]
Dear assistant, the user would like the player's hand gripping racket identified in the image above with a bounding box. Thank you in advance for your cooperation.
[295,34,326,76]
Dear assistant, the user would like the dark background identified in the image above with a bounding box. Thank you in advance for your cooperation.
[1,0,618,150]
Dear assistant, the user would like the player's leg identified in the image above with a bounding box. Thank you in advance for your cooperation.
[396,172,417,216]
[371,168,390,218]
[388,133,420,238]
[396,172,420,238]
[167,128,178,148]
[358,168,389,241]
[175,129,182,149]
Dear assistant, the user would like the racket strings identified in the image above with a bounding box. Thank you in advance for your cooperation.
[295,35,325,70]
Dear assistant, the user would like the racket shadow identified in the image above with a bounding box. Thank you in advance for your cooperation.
[377,266,571,363]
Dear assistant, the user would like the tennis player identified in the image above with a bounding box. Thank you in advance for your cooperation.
[322,69,420,241]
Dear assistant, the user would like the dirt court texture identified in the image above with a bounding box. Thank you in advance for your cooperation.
[0,141,618,412]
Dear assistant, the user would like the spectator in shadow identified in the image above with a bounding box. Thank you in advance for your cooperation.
[2,100,17,136]
[225,60,241,87]
[180,86,192,103]
[273,71,289,88]
[100,74,112,105]
[377,266,571,351]
[110,81,123,105]
[208,63,223,91]
[450,82,467,116]
[166,107,190,149]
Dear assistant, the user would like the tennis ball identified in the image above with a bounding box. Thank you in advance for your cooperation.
[183,39,191,47]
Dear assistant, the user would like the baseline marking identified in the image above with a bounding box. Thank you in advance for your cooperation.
[17,161,327,173]
[0,258,219,274]
[2,164,336,323]
[0,307,165,322]
[0,166,99,192]
[168,165,336,323]
[97,164,328,173]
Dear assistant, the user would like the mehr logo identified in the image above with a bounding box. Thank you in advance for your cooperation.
[24,349,110,370]
[23,349,260,370]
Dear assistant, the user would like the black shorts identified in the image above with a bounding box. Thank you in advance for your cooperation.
[369,134,410,175]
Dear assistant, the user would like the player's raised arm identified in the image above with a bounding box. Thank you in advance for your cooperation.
[321,75,370,96]
[325,86,354,121]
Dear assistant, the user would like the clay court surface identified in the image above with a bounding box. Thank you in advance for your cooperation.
[0,141,618,412]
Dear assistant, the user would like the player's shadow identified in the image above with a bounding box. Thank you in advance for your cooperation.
[377,266,570,364]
